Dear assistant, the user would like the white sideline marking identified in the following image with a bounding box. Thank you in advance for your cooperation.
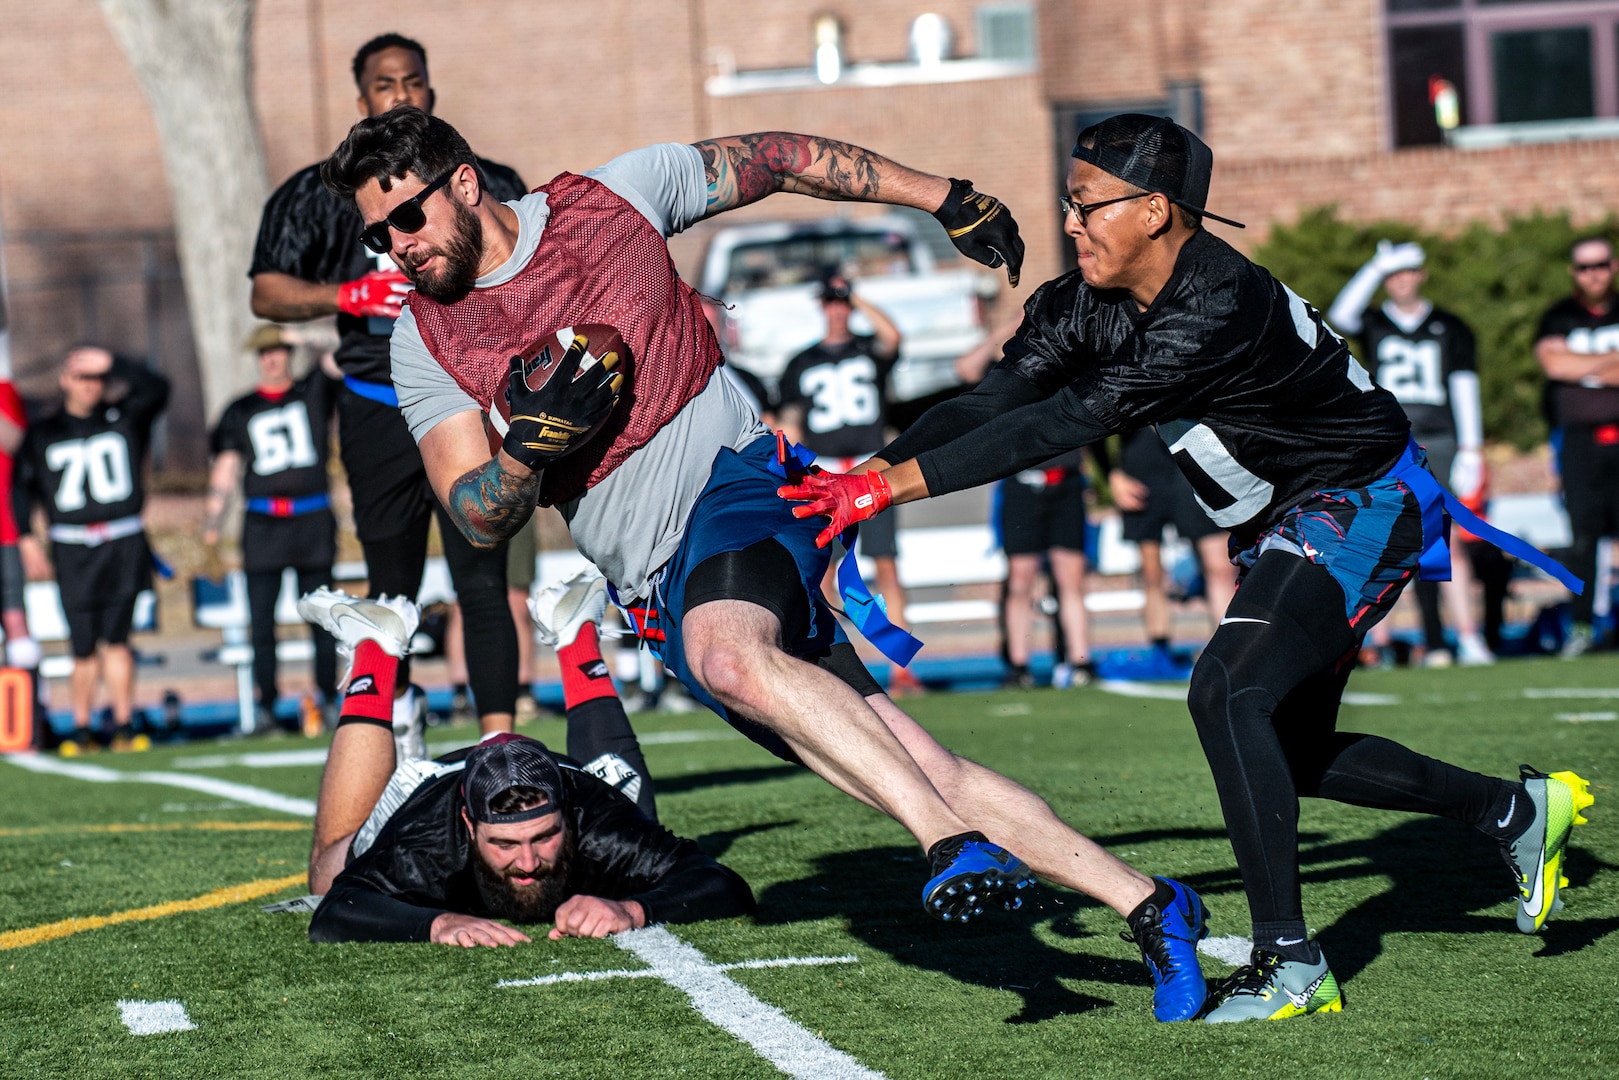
[1524,687,1619,699]
[505,928,882,1079]
[637,729,743,745]
[173,749,331,770]
[3,754,315,817]
[498,953,857,988]
[1094,681,1398,707]
[1198,935,1255,967]
[1556,712,1619,723]
[117,999,196,1035]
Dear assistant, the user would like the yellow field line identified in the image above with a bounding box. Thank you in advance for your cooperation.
[0,820,305,838]
[0,873,306,950]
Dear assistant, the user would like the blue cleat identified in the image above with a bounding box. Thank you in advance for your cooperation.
[1120,877,1209,1021]
[922,831,1034,923]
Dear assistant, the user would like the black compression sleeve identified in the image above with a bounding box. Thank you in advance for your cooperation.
[307,877,448,943]
[877,368,1045,465]
[630,853,756,926]
[916,388,1113,497]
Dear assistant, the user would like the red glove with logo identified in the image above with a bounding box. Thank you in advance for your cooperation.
[336,269,411,318]
[778,470,892,549]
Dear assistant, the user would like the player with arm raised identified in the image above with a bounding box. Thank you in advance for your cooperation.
[317,106,1213,1023]
[786,114,1593,1022]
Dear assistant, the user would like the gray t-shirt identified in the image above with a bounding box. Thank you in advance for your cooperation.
[391,142,766,599]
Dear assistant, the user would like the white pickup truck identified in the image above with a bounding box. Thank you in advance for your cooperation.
[698,215,997,402]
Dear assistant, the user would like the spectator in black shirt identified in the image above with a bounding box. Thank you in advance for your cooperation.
[1534,235,1619,657]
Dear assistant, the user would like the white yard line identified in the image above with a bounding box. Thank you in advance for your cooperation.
[504,928,883,1079]
[1095,680,1398,706]
[4,753,314,817]
[1524,687,1619,699]
[117,1000,196,1035]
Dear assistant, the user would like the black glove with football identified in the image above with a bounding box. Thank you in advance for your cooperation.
[932,177,1025,287]
[501,332,623,471]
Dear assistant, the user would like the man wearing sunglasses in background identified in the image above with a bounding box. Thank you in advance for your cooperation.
[1535,236,1619,658]
[248,33,527,735]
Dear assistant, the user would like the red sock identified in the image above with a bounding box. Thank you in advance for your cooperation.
[338,640,397,727]
[558,623,617,709]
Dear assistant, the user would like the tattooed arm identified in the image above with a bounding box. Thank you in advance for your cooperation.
[418,410,538,548]
[692,133,951,220]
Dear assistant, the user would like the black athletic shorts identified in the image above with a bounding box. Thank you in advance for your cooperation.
[336,387,437,543]
[241,509,337,574]
[1119,430,1220,544]
[997,472,1087,556]
[54,532,150,657]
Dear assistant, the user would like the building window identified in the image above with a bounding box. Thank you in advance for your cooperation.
[1386,0,1619,145]
[977,3,1035,62]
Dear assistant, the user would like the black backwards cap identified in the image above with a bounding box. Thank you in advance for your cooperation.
[462,733,565,825]
[1071,114,1245,229]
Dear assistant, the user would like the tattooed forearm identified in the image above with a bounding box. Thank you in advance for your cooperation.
[447,455,540,548]
[697,133,893,215]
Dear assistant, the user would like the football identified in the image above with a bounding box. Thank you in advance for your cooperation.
[485,323,628,455]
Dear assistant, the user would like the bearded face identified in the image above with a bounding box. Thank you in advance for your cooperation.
[400,194,485,303]
[470,825,576,923]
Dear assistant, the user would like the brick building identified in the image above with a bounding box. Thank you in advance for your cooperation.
[2,0,1615,464]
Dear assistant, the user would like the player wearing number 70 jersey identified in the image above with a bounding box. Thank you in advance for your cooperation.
[13,345,170,753]
[204,325,342,732]
[786,114,1594,1022]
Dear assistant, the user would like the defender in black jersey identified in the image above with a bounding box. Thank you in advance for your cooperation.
[787,114,1590,1021]
[1535,235,1619,657]
[14,346,169,752]
[1330,241,1493,667]
[205,326,340,729]
[249,33,526,732]
[299,591,744,945]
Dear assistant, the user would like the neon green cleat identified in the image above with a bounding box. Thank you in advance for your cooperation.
[1202,948,1343,1023]
[1505,766,1594,934]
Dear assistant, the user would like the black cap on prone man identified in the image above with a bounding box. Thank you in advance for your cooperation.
[461,733,567,825]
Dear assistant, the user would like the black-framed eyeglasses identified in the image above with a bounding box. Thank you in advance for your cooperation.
[1059,192,1148,226]
[359,166,458,254]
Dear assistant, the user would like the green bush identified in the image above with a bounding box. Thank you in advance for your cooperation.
[1254,206,1619,450]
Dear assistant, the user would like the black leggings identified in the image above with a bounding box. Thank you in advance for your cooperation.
[362,501,517,717]
[247,566,337,706]
[1187,550,1503,928]
[567,696,657,822]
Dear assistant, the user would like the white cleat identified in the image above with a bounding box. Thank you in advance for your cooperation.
[528,570,609,648]
[1457,632,1495,667]
[297,587,419,657]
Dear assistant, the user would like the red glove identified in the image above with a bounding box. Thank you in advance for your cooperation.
[336,268,410,318]
[778,470,892,549]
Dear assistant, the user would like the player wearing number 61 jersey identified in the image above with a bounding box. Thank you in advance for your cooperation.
[789,114,1593,1022]
[13,346,169,752]
[205,325,341,730]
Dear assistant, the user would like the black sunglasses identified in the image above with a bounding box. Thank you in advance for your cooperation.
[1059,192,1148,226]
[1573,259,1615,273]
[359,167,458,254]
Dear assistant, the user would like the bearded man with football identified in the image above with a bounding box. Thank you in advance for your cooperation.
[319,107,1212,1022]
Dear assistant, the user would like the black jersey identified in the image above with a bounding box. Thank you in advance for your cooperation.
[209,372,338,500]
[1355,304,1475,438]
[778,334,899,458]
[249,157,527,383]
[13,357,170,527]
[883,230,1411,547]
[308,754,754,944]
[1536,296,1619,426]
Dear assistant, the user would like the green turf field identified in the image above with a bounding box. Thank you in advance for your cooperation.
[2,656,1615,1079]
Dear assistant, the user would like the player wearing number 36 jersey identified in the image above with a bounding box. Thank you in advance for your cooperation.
[13,346,169,752]
[792,114,1593,1022]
